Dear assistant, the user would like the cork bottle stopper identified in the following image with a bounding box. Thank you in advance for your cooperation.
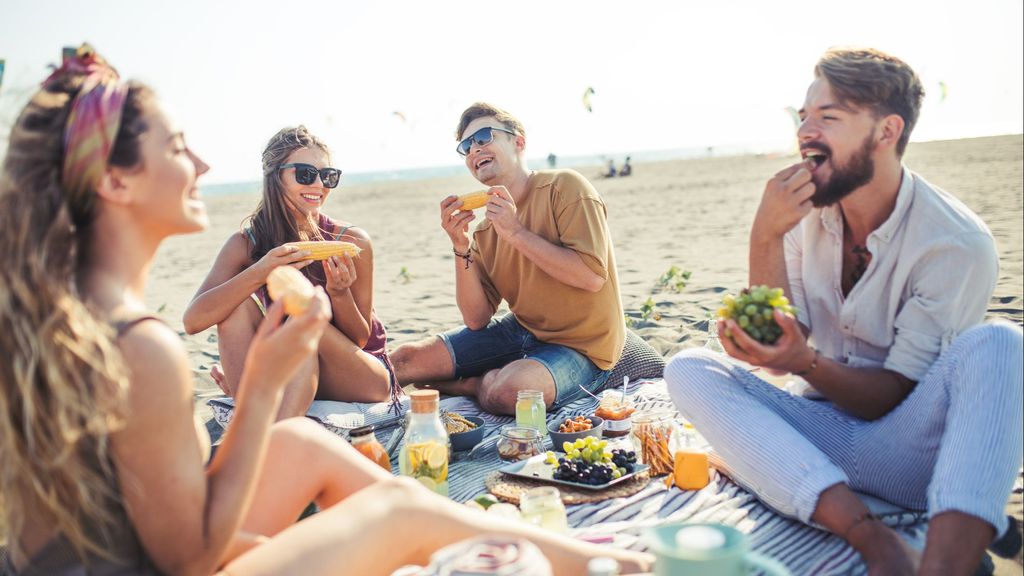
[409,389,439,413]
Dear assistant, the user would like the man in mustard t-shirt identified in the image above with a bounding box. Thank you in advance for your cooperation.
[391,103,625,415]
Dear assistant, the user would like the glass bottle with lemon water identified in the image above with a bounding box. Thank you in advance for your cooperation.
[515,389,547,436]
[519,486,568,533]
[399,390,450,496]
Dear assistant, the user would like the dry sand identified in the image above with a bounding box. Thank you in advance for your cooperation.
[144,134,1021,569]
[151,134,1022,415]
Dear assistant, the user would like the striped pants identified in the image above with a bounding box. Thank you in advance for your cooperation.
[664,322,1024,536]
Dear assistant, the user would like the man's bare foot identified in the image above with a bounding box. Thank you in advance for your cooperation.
[413,378,480,397]
[211,364,232,396]
[851,520,918,576]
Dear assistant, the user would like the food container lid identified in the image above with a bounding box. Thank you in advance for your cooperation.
[409,389,439,413]
[350,424,376,437]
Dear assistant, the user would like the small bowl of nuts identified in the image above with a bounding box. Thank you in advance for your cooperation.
[547,415,605,449]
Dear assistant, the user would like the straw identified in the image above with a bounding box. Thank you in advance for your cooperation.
[621,376,629,403]
[577,382,602,401]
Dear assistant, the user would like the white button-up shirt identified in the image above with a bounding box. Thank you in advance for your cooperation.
[784,167,998,381]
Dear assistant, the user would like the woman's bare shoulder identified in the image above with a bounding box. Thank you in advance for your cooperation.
[116,319,193,399]
[335,222,372,249]
[217,230,256,265]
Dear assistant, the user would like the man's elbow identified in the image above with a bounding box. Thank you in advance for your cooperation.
[464,318,489,331]
[462,311,493,331]
[582,275,606,293]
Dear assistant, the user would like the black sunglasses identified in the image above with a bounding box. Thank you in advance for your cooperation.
[279,163,342,188]
[456,126,517,157]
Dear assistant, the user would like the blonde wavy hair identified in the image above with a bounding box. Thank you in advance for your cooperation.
[0,69,153,563]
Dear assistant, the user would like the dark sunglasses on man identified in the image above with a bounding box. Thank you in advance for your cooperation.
[456,126,518,157]
[279,163,343,188]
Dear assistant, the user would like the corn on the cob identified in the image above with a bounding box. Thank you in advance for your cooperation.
[457,191,490,211]
[285,241,362,261]
[266,266,315,316]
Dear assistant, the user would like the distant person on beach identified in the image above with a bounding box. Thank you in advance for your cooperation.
[547,152,557,168]
[602,158,617,178]
[619,156,632,177]
[0,47,653,576]
[390,102,626,415]
[665,47,1023,574]
[183,126,398,418]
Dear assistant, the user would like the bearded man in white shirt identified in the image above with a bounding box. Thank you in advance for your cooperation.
[665,48,1022,575]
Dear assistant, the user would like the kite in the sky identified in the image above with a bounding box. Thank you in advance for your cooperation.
[582,87,596,113]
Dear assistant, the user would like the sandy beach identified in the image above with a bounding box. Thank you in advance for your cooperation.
[145,133,1022,570]
[151,134,1023,415]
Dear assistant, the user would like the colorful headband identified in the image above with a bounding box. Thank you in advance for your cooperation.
[43,45,129,199]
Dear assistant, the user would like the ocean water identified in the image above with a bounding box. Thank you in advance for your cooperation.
[201,144,776,199]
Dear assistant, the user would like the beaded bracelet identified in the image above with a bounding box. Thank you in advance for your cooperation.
[795,347,820,376]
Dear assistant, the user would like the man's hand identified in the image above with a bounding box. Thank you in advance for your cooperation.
[751,160,816,241]
[484,186,525,240]
[440,195,477,252]
[719,308,816,374]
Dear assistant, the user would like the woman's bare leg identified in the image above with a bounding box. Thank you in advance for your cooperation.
[275,357,318,419]
[218,299,319,419]
[219,418,392,564]
[216,298,263,397]
[222,477,654,576]
[315,325,391,403]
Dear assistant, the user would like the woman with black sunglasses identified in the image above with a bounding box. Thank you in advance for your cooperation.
[184,126,398,418]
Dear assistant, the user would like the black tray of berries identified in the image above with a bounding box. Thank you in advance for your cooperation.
[499,436,647,491]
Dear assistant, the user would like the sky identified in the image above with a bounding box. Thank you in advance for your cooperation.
[1,0,1022,184]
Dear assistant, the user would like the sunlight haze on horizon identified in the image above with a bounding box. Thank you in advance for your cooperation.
[1,0,1021,184]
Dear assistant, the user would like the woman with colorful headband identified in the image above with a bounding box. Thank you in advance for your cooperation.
[0,46,652,575]
[182,125,398,419]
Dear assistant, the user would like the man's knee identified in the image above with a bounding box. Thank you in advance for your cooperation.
[960,321,1024,355]
[665,348,728,392]
[391,336,448,383]
[477,370,519,414]
[664,348,742,416]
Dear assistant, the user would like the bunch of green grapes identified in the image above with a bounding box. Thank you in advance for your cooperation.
[545,437,638,484]
[549,436,612,465]
[717,285,797,345]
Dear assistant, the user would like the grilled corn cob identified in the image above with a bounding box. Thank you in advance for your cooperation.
[285,241,362,261]
[266,266,315,316]
[457,191,490,211]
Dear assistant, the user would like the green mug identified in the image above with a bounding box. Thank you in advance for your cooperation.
[644,523,790,576]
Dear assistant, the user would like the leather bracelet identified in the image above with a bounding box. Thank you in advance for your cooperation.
[795,347,820,376]
[842,511,881,541]
[453,248,473,270]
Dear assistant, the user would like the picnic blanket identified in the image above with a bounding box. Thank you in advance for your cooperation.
[210,379,933,575]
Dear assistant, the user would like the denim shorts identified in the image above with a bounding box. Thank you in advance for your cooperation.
[438,313,610,406]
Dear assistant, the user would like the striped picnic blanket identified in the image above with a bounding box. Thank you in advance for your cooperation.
[210,380,929,575]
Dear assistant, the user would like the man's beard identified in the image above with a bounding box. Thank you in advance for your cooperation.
[809,135,876,207]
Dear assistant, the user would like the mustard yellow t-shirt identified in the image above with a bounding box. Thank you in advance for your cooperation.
[470,170,625,370]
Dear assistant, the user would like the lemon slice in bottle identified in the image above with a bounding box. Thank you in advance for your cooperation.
[424,442,447,470]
